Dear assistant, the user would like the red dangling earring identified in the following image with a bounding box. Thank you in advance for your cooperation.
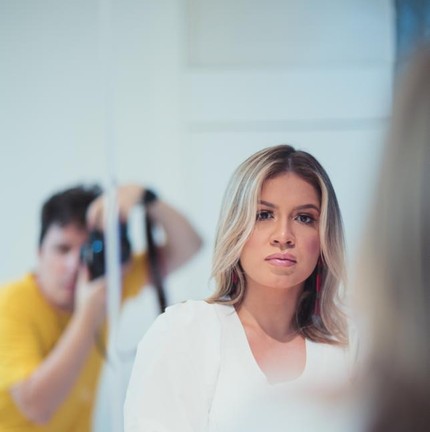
[231,270,238,286]
[313,258,322,318]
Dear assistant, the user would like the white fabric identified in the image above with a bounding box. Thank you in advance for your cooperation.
[124,300,356,432]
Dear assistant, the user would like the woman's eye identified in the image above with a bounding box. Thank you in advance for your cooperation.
[296,214,315,224]
[256,210,273,221]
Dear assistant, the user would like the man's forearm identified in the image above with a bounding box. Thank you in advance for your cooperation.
[148,200,203,274]
[10,311,99,424]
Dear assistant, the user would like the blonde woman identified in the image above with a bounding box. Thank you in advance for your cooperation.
[355,47,430,432]
[124,145,351,431]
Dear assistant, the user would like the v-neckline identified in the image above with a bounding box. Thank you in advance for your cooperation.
[225,304,310,386]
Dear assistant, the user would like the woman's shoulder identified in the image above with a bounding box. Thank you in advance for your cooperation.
[134,300,224,378]
[305,340,353,385]
[126,303,225,430]
[163,299,220,325]
[143,300,226,346]
[166,298,216,315]
[306,340,351,365]
[164,299,233,320]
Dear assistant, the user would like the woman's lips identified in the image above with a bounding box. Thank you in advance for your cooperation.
[265,253,297,267]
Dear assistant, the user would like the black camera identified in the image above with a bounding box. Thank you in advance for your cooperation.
[80,224,132,280]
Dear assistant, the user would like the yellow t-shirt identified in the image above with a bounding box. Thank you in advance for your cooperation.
[0,253,148,431]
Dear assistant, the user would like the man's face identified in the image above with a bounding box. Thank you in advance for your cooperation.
[37,223,88,311]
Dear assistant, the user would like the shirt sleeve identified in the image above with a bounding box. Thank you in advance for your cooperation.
[124,301,221,432]
[122,252,150,300]
[0,298,42,390]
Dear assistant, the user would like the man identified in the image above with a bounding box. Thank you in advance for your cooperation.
[0,184,202,431]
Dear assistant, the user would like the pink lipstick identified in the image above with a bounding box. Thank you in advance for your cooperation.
[265,252,297,267]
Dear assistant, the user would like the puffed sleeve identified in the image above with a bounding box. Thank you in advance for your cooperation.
[124,300,221,432]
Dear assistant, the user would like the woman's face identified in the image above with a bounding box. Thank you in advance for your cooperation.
[240,172,321,294]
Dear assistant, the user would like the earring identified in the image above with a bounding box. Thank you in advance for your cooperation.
[231,270,238,285]
[313,259,322,318]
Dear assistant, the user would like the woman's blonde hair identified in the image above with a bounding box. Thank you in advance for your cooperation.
[355,48,430,430]
[208,144,348,345]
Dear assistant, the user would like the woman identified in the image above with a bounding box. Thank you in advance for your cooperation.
[354,47,430,432]
[124,145,351,431]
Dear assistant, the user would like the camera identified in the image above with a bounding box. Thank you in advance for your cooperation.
[80,223,132,280]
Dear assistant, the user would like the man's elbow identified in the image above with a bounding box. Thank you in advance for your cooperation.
[26,409,53,426]
[15,401,54,425]
[167,234,204,273]
[184,234,203,264]
[10,386,55,425]
[191,235,203,257]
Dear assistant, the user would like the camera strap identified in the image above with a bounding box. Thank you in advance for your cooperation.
[145,212,167,313]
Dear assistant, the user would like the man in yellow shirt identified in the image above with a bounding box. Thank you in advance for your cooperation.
[0,184,202,431]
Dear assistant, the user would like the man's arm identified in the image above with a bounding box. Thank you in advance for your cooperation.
[145,198,202,274]
[10,271,105,424]
[87,184,203,275]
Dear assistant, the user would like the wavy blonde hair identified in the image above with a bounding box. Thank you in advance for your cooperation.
[208,144,348,345]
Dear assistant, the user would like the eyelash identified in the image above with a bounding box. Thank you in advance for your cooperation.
[294,214,316,225]
[256,210,273,221]
[256,210,317,225]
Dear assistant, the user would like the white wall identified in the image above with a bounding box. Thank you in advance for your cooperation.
[0,0,394,431]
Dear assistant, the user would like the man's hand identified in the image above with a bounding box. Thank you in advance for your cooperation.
[74,267,106,333]
[86,184,144,229]
[86,182,203,278]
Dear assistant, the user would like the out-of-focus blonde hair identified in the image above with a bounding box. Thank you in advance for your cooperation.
[208,144,348,345]
[356,47,430,431]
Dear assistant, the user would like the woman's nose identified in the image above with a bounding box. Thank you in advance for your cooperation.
[270,220,295,248]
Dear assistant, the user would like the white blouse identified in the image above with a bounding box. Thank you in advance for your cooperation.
[124,300,355,432]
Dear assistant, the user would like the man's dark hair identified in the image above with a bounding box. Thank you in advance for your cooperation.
[39,185,102,245]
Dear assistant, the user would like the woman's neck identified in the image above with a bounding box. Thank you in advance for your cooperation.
[235,282,307,383]
[236,283,303,342]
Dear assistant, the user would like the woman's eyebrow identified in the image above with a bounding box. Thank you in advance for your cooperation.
[258,201,320,212]
[294,204,320,212]
[258,200,277,208]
